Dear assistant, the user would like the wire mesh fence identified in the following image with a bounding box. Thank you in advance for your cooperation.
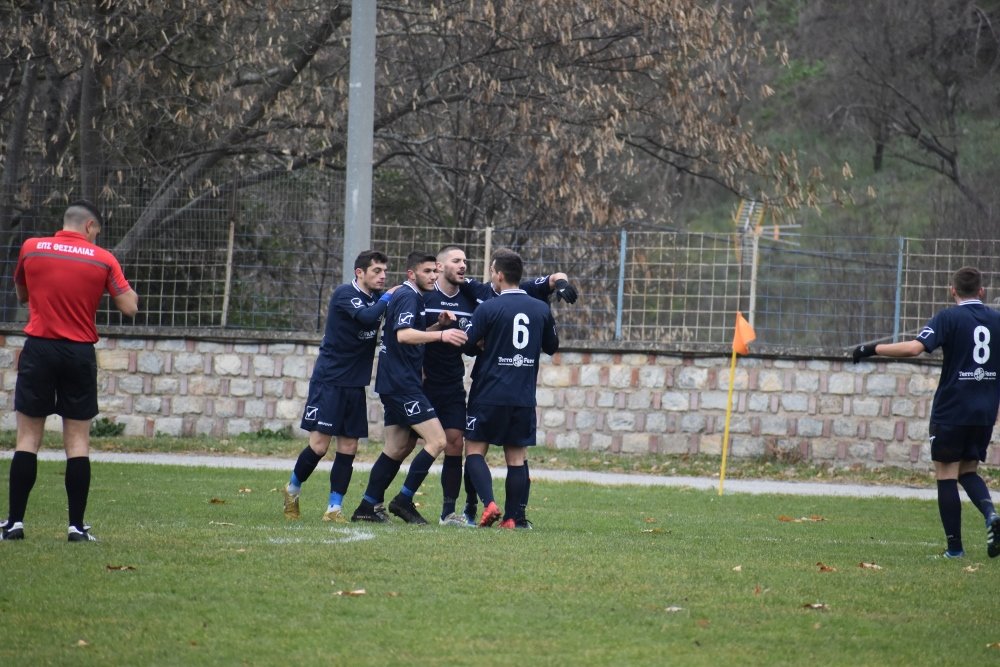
[2,167,999,352]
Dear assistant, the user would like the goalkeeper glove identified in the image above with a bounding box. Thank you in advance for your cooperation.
[554,279,578,304]
[852,344,876,364]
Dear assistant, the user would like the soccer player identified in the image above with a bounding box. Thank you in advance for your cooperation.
[853,266,1000,559]
[350,251,468,524]
[281,250,395,522]
[463,248,559,529]
[2,200,139,543]
[424,245,579,526]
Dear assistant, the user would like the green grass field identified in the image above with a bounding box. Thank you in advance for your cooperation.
[1,459,998,666]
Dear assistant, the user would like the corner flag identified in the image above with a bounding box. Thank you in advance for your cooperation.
[720,312,756,495]
[732,312,756,355]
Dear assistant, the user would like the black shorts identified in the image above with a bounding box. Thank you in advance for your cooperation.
[424,381,467,431]
[300,382,368,438]
[380,392,437,427]
[929,422,992,463]
[464,402,537,446]
[14,336,98,420]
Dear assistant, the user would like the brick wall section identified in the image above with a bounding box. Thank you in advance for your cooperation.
[2,334,996,468]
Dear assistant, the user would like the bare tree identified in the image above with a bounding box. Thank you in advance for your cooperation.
[0,0,821,325]
[800,1,1000,227]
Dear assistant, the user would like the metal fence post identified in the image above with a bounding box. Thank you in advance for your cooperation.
[893,236,904,342]
[615,228,627,340]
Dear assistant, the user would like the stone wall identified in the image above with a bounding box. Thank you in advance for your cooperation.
[1,332,989,468]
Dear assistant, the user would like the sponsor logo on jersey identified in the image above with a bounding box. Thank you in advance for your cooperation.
[497,354,534,368]
[356,329,377,341]
[351,297,364,309]
[959,367,997,382]
[304,406,318,420]
[318,421,333,427]
[466,416,477,430]
[917,326,934,340]
[534,276,547,285]
[404,400,421,416]
[398,312,414,326]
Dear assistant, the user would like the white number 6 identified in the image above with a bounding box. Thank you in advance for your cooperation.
[513,313,530,349]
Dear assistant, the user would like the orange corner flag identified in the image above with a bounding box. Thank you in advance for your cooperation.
[732,312,756,355]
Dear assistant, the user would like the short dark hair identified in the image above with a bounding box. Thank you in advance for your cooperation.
[953,266,983,298]
[437,244,464,261]
[65,199,104,227]
[492,248,523,285]
[406,251,436,272]
[354,250,388,272]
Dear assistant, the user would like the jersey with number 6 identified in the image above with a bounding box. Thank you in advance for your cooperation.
[466,289,558,407]
[917,300,1000,425]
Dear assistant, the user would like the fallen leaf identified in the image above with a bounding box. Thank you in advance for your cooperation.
[386,591,400,598]
[696,618,711,628]
[859,562,882,570]
[664,606,685,613]
[209,498,226,504]
[644,517,657,523]
[76,640,90,648]
[816,562,837,573]
[238,487,252,494]
[803,603,829,611]
[753,584,764,596]
[641,528,664,534]
[779,515,825,523]
[732,565,742,572]
[209,521,234,526]
[987,642,1000,649]
[105,564,136,571]
[963,565,980,573]
[336,589,367,597]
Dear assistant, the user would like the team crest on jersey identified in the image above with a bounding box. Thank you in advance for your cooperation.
[351,297,364,308]
[534,277,547,285]
[466,416,477,430]
[404,401,421,416]
[917,326,934,340]
[304,406,318,421]
[459,317,471,331]
[398,312,414,326]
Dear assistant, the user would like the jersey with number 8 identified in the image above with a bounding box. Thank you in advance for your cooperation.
[918,301,1000,425]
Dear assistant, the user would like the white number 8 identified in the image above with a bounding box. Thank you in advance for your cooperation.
[973,325,991,364]
[513,313,530,349]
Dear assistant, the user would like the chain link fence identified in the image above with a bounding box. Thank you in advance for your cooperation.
[2,168,998,352]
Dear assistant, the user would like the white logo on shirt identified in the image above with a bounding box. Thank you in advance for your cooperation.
[466,416,477,430]
[398,312,414,326]
[404,401,421,416]
[305,406,318,420]
[351,298,364,308]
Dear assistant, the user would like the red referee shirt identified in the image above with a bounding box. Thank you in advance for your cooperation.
[14,230,133,343]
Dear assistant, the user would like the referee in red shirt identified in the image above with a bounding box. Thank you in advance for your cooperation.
[1,200,138,542]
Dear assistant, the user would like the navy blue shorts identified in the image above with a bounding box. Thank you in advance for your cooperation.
[464,402,537,446]
[424,381,467,431]
[300,382,368,438]
[15,336,98,420]
[929,422,992,463]
[380,392,437,427]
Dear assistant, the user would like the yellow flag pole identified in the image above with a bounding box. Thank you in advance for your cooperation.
[718,345,739,495]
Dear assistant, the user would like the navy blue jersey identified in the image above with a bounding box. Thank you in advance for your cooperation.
[466,289,558,407]
[462,276,554,387]
[422,283,477,385]
[310,281,388,387]
[461,275,553,305]
[918,300,1000,425]
[374,282,427,395]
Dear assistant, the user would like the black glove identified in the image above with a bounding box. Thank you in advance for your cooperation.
[852,344,876,364]
[554,278,578,304]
